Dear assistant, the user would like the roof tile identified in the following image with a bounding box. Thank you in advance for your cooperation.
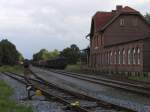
[121,6,138,13]
[92,6,138,31]
[93,12,114,31]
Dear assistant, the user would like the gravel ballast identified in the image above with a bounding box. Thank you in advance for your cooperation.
[31,67,150,112]
[0,73,65,112]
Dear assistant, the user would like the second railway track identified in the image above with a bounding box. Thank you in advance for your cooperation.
[38,67,150,96]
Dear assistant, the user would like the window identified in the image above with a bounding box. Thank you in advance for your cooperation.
[110,52,113,64]
[94,36,99,50]
[122,49,126,64]
[107,52,110,65]
[137,48,141,65]
[104,53,106,65]
[120,19,125,26]
[114,51,117,64]
[92,55,95,67]
[118,50,121,64]
[101,53,104,65]
[133,48,136,64]
[92,55,94,67]
[93,55,95,67]
[128,49,131,65]
[97,36,98,47]
[133,18,138,26]
[92,38,95,50]
[100,54,101,65]
[95,54,96,67]
[97,54,98,65]
[98,54,100,65]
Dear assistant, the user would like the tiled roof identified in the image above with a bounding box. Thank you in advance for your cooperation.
[93,12,114,31]
[121,6,139,13]
[92,6,139,31]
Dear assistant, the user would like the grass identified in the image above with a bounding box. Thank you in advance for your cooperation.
[65,64,81,72]
[66,64,150,83]
[128,75,150,82]
[0,80,33,112]
[0,65,24,74]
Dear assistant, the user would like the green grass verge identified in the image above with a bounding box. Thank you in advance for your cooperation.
[128,75,150,82]
[65,64,81,72]
[0,65,24,74]
[0,80,33,112]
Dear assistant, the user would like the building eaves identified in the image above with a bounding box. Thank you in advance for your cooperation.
[104,33,150,48]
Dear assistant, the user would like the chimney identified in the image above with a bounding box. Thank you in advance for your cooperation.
[116,5,123,12]
[112,10,116,13]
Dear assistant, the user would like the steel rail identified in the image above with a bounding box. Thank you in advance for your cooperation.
[45,68,150,96]
[52,69,150,89]
[29,69,137,112]
[5,72,130,112]
[2,72,92,112]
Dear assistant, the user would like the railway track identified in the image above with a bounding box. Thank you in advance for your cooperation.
[2,71,136,112]
[40,68,150,96]
[55,70,150,86]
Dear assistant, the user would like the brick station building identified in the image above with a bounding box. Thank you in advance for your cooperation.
[88,5,150,74]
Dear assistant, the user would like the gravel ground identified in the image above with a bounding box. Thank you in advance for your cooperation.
[31,67,150,112]
[0,73,65,112]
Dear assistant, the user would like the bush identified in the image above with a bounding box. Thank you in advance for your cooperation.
[65,64,81,72]
[0,80,33,112]
[0,65,24,74]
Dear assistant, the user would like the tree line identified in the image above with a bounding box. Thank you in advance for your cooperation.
[33,49,60,61]
[33,44,81,64]
[0,39,82,66]
[0,39,23,66]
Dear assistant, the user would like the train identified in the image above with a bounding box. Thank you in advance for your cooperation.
[32,56,68,69]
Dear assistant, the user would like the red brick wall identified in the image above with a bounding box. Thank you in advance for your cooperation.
[89,14,150,72]
[143,39,150,72]
[90,40,143,72]
[104,15,150,46]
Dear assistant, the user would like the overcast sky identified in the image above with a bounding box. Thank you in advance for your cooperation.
[0,0,149,59]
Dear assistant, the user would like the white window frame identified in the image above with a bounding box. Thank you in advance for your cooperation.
[123,49,126,64]
[137,48,141,65]
[120,19,125,26]
[128,49,131,65]
[114,51,117,64]
[107,52,110,65]
[133,48,136,65]
[118,50,121,64]
[110,52,113,64]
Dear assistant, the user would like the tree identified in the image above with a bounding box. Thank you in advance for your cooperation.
[33,49,60,61]
[60,44,80,64]
[48,49,60,59]
[0,39,20,65]
[0,44,2,65]
[38,49,49,60]
[144,13,150,23]
[18,52,24,62]
[33,49,48,61]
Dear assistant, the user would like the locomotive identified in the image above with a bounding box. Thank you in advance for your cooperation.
[33,56,68,69]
